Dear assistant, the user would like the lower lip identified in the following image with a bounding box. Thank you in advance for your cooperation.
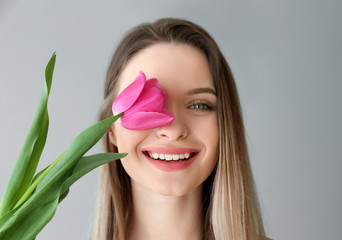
[144,153,198,171]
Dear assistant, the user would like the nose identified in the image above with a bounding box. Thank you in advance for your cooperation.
[156,114,189,141]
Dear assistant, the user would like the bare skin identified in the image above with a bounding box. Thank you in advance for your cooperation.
[128,181,203,240]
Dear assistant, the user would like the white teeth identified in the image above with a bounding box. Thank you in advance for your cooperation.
[148,152,192,161]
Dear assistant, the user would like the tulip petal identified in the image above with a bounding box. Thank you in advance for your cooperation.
[121,112,174,130]
[161,108,174,117]
[146,78,168,106]
[145,78,158,87]
[112,71,146,113]
[128,87,164,112]
[113,70,175,130]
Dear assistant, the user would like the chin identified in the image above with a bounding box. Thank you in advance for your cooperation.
[148,177,203,197]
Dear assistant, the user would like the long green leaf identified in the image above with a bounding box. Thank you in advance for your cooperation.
[0,152,125,240]
[0,114,122,237]
[36,114,122,192]
[59,152,127,202]
[0,53,56,218]
[14,153,63,209]
[0,186,60,240]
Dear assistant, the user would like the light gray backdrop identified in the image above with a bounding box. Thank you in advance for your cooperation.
[0,0,341,239]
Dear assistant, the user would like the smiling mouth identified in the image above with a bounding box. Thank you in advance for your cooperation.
[143,151,198,162]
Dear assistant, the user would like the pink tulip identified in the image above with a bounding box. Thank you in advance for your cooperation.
[112,71,174,130]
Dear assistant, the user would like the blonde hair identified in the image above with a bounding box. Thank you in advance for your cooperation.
[93,18,268,240]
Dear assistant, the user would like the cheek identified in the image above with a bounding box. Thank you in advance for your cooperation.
[113,126,154,192]
[114,123,146,153]
[201,116,219,181]
[188,114,219,164]
[190,115,219,147]
[208,117,219,155]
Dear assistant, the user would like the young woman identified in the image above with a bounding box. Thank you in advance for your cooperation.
[93,18,268,240]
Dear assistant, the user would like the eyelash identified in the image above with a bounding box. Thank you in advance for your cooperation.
[188,102,213,111]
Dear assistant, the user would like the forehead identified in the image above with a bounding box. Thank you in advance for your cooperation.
[117,43,214,93]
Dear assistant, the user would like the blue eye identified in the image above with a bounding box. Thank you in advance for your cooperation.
[189,103,212,110]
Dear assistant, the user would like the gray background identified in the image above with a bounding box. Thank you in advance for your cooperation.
[0,0,341,239]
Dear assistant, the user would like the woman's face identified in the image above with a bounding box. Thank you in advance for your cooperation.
[110,43,219,196]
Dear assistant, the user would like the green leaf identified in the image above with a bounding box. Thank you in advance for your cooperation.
[0,53,56,218]
[0,52,126,240]
[0,186,60,240]
[14,154,63,209]
[35,114,122,193]
[59,152,127,202]
[0,115,123,238]
[0,152,125,240]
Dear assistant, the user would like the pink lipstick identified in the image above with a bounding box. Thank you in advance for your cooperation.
[142,147,200,171]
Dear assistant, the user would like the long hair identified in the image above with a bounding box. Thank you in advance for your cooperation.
[93,18,267,240]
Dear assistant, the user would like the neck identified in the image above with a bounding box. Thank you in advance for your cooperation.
[128,181,204,240]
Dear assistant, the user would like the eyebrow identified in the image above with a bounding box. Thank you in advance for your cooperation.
[185,87,217,96]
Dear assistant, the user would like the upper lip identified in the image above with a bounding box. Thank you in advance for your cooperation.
[141,147,200,154]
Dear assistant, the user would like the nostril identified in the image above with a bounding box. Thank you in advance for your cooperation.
[160,133,167,138]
